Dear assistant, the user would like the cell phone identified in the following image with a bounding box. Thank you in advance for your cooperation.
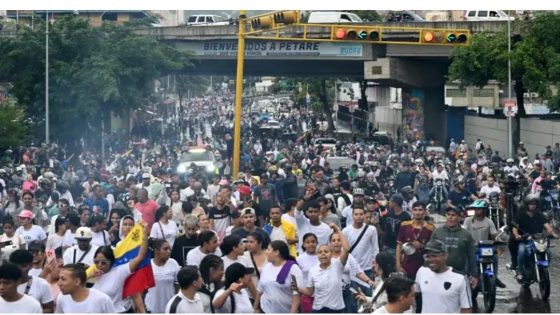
[46,249,55,263]
[349,287,359,294]
[0,240,13,246]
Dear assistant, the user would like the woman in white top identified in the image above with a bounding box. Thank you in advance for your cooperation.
[296,232,319,313]
[46,217,66,250]
[15,210,46,249]
[2,189,24,218]
[91,222,150,313]
[145,239,181,314]
[150,205,178,247]
[254,240,304,314]
[0,216,22,262]
[244,231,269,295]
[355,251,398,311]
[330,231,375,313]
[168,190,185,224]
[219,234,258,298]
[186,230,221,267]
[212,263,254,313]
[300,223,349,313]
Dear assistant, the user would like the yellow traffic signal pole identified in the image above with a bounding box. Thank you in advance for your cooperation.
[232,11,246,177]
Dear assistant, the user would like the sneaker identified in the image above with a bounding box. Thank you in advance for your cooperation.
[496,278,506,288]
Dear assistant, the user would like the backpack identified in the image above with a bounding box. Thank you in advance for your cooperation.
[338,193,351,208]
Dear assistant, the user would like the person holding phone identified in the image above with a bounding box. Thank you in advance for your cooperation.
[0,215,22,261]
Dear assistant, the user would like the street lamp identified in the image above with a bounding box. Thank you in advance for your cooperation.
[507,10,513,159]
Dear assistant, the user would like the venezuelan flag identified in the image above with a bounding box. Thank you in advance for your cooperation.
[87,223,155,297]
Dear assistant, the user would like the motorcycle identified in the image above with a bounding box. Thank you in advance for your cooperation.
[517,231,552,300]
[430,179,445,214]
[488,192,502,230]
[543,190,560,230]
[475,240,506,313]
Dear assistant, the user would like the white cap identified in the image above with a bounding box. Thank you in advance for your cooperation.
[75,227,93,240]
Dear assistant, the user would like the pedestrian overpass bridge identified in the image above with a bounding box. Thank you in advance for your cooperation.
[137,21,510,79]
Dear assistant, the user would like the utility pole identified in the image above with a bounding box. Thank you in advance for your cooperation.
[45,10,50,145]
[507,10,513,159]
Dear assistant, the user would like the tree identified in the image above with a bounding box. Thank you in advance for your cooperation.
[0,102,30,150]
[0,15,193,148]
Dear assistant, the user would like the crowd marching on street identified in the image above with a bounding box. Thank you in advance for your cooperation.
[0,89,558,314]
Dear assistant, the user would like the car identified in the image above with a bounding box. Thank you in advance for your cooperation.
[464,10,514,21]
[313,137,337,150]
[307,11,363,23]
[177,147,216,174]
[186,14,230,26]
[326,156,357,172]
[424,146,446,154]
[371,131,394,146]
[383,11,425,22]
[260,119,282,129]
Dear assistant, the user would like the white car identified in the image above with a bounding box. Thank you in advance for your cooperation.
[186,15,230,26]
[313,138,337,150]
[260,119,282,129]
[177,148,216,174]
[464,10,514,21]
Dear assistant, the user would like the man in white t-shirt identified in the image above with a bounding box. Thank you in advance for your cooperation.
[56,263,116,313]
[89,214,111,247]
[372,275,416,314]
[415,240,472,313]
[9,249,54,313]
[295,201,332,254]
[63,227,98,268]
[342,206,379,295]
[0,262,42,313]
[479,176,501,198]
[165,265,205,313]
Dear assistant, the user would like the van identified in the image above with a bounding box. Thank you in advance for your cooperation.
[464,10,514,21]
[307,11,363,24]
[186,14,230,26]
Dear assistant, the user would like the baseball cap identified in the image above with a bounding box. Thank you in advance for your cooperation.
[424,240,447,254]
[18,210,34,219]
[75,227,93,240]
[446,206,462,216]
[390,194,404,206]
[241,207,256,216]
[28,240,46,252]
[142,173,151,179]
[353,188,365,196]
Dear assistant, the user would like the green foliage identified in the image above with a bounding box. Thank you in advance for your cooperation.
[448,13,560,113]
[0,103,30,149]
[0,15,193,145]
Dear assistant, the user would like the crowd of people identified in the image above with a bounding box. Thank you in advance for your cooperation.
[0,89,558,314]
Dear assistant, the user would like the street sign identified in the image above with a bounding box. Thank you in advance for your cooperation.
[502,98,517,117]
[357,30,368,39]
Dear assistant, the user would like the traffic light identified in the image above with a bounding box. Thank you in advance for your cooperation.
[334,27,380,42]
[420,30,470,45]
[249,10,299,31]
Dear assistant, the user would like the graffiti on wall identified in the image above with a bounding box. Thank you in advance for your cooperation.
[402,88,425,142]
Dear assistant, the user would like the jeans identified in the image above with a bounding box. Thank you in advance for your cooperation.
[312,307,344,313]
[517,242,531,276]
[342,287,358,313]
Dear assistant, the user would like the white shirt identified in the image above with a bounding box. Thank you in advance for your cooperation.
[432,169,449,182]
[222,254,252,271]
[295,209,332,254]
[0,293,42,313]
[91,230,111,247]
[341,205,355,227]
[296,252,319,287]
[15,225,46,249]
[62,229,76,247]
[186,246,222,267]
[213,288,253,313]
[150,220,179,248]
[342,224,379,271]
[92,263,132,313]
[46,233,65,250]
[257,262,304,313]
[55,288,116,313]
[164,291,204,313]
[145,258,181,313]
[415,266,472,313]
[480,184,501,197]
[307,259,345,311]
[269,225,287,243]
[62,244,98,267]
[17,275,53,306]
[0,233,22,261]
[281,213,297,227]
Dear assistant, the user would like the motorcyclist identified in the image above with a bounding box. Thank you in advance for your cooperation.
[503,158,519,176]
[511,194,558,281]
[447,176,477,212]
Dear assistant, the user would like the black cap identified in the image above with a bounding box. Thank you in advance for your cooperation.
[424,240,447,254]
[28,240,45,252]
[446,206,462,215]
[390,194,404,206]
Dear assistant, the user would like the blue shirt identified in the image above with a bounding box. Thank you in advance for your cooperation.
[84,197,110,216]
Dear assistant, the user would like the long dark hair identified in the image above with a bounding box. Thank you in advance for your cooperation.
[248,230,270,250]
[270,240,295,261]
[199,254,224,285]
[94,245,116,267]
[376,251,396,280]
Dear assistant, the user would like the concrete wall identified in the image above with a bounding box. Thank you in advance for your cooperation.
[464,116,560,158]
[375,106,402,136]
[464,115,508,156]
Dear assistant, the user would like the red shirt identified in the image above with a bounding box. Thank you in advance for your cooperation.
[135,199,159,230]
[397,220,434,279]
